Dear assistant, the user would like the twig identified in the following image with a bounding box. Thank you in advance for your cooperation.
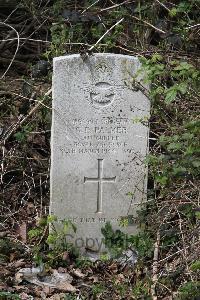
[8,91,51,110]
[37,225,48,246]
[176,208,194,281]
[115,45,136,54]
[20,19,48,48]
[88,18,124,51]
[0,38,109,49]
[131,15,166,34]
[0,37,51,43]
[100,0,132,12]
[0,144,5,184]
[158,241,200,263]
[81,0,100,14]
[4,6,19,22]
[186,24,200,29]
[0,22,20,79]
[0,88,52,145]
[151,231,160,300]
[155,0,170,12]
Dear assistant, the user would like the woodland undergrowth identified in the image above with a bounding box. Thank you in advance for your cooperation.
[0,1,199,299]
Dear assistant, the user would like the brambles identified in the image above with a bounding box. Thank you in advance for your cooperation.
[0,292,20,300]
[177,281,200,300]
[28,215,78,268]
[0,0,199,299]
[101,221,154,260]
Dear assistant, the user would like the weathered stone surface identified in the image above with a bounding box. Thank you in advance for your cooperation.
[50,54,150,252]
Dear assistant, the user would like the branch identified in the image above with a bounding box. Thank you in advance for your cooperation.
[0,88,52,145]
[151,231,160,300]
[155,0,170,12]
[100,0,133,12]
[131,15,166,34]
[88,18,124,51]
[0,22,20,79]
[186,24,200,29]
[81,0,100,14]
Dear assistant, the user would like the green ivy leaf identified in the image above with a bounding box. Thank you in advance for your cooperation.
[172,166,187,176]
[28,228,42,238]
[46,233,57,245]
[178,82,188,94]
[47,215,58,223]
[151,53,163,62]
[167,142,182,151]
[169,8,177,17]
[165,88,177,103]
[174,62,193,71]
[195,212,200,220]
[155,175,168,186]
[192,160,200,168]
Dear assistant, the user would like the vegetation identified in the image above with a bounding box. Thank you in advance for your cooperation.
[0,0,199,299]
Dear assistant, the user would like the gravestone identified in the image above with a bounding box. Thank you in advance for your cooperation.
[50,53,150,253]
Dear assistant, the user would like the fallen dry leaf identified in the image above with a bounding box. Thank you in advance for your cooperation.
[40,286,54,296]
[9,259,25,268]
[52,269,73,283]
[15,271,24,284]
[108,262,118,273]
[15,267,76,292]
[114,273,125,284]
[18,222,27,243]
[19,292,34,300]
[62,251,69,261]
[72,268,85,278]
[15,266,43,283]
[26,203,36,215]
[56,281,76,292]
[46,293,66,300]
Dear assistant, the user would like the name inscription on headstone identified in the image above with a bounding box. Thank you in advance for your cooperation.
[60,117,133,155]
[50,54,150,252]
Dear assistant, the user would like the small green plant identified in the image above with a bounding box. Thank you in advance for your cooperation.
[132,280,151,299]
[101,222,153,259]
[91,283,105,298]
[177,281,200,300]
[46,216,79,266]
[178,203,197,224]
[190,260,200,272]
[74,256,93,268]
[44,22,69,59]
[129,232,154,259]
[100,253,110,261]
[0,292,20,300]
[52,0,65,15]
[147,119,200,189]
[0,238,24,264]
[28,215,78,267]
[14,124,33,143]
[101,222,129,257]
[139,55,200,104]
[114,282,129,298]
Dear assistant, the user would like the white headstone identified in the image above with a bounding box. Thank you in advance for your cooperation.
[50,54,150,253]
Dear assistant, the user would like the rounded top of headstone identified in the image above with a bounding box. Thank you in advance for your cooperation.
[53,53,139,63]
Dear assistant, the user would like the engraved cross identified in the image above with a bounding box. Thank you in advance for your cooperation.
[84,159,116,213]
